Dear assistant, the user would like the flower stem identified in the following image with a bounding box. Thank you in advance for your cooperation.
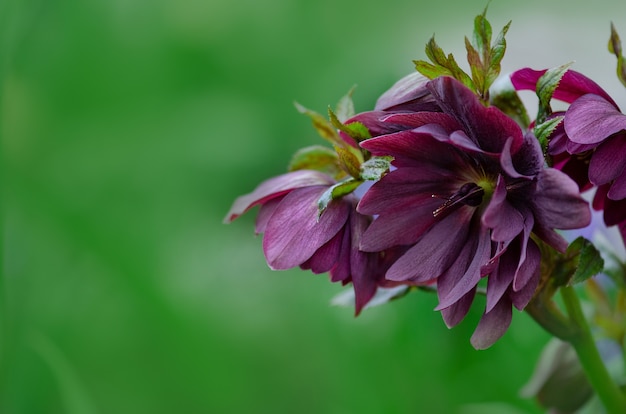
[561,285,626,414]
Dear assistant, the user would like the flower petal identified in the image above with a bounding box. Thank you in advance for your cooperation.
[385,207,474,282]
[470,296,513,350]
[427,76,524,154]
[588,133,626,188]
[565,94,626,145]
[482,175,525,242]
[374,72,437,112]
[263,186,350,270]
[532,168,591,230]
[224,170,335,223]
[511,68,617,106]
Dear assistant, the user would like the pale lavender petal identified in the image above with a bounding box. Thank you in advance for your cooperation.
[224,170,335,223]
[385,207,474,282]
[532,168,591,230]
[482,175,525,242]
[588,133,626,186]
[375,72,434,111]
[565,94,626,145]
[263,186,350,270]
[470,296,513,350]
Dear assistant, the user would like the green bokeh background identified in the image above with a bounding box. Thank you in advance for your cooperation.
[2,1,625,413]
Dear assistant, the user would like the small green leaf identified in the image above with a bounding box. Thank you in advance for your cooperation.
[335,145,363,179]
[334,86,357,122]
[609,23,626,88]
[359,156,392,181]
[490,86,530,130]
[414,36,474,91]
[295,102,344,148]
[534,115,564,154]
[536,62,573,124]
[328,108,371,142]
[287,145,344,178]
[317,178,362,216]
[561,237,605,286]
[486,20,511,87]
[473,9,492,60]
[567,237,604,285]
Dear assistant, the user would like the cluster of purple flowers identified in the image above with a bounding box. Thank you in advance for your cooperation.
[225,59,626,350]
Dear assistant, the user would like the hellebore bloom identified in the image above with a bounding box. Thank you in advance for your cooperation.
[356,76,591,348]
[511,68,626,241]
[224,169,385,314]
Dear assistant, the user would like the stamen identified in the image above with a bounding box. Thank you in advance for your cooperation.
[432,182,484,217]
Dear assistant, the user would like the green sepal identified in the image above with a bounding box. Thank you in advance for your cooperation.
[359,156,392,181]
[335,145,364,179]
[490,86,531,130]
[536,62,573,124]
[317,178,362,217]
[609,23,626,88]
[534,115,564,156]
[328,107,371,142]
[287,145,345,179]
[294,102,345,148]
[567,237,605,286]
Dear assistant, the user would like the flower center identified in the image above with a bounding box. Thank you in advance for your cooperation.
[432,182,485,217]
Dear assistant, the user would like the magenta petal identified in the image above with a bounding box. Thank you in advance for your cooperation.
[305,228,344,274]
[427,77,524,154]
[533,168,591,230]
[609,169,626,200]
[511,68,617,106]
[224,170,335,222]
[255,197,282,234]
[565,94,626,145]
[512,266,540,311]
[385,207,474,282]
[440,289,476,328]
[470,296,513,350]
[263,186,349,270]
[588,133,626,187]
[435,223,491,309]
[482,176,525,242]
[513,229,540,292]
[485,249,516,313]
[349,213,380,315]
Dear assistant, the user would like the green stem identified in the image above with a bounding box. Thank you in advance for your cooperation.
[561,285,626,414]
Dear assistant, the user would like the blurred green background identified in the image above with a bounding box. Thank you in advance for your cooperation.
[2,0,625,413]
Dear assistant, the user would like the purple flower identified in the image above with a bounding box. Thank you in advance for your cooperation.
[511,68,626,242]
[224,169,387,314]
[355,76,591,348]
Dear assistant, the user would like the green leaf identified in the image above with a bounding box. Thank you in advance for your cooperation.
[490,86,530,130]
[334,85,357,122]
[328,108,371,142]
[414,36,474,91]
[287,145,344,178]
[566,237,605,285]
[473,9,492,60]
[317,178,362,216]
[609,23,626,88]
[486,20,511,87]
[535,62,573,124]
[335,145,363,179]
[294,101,344,148]
[359,156,392,181]
[534,115,564,154]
